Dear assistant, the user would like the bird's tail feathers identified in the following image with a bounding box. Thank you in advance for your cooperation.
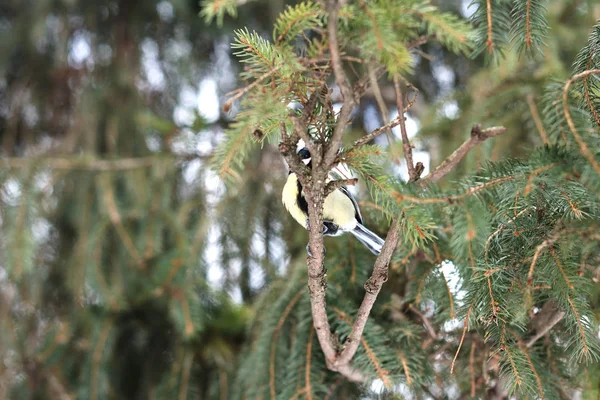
[351,223,385,255]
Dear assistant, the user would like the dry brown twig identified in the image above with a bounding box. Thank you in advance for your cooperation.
[393,75,423,182]
[419,124,507,186]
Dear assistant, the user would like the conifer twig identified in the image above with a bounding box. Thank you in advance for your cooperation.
[2,155,169,171]
[526,311,565,348]
[451,305,472,374]
[393,75,422,182]
[408,303,438,340]
[324,1,355,167]
[223,65,282,112]
[527,234,558,285]
[367,63,396,154]
[562,69,600,175]
[419,124,507,186]
[352,114,404,148]
[324,178,358,197]
[526,94,550,145]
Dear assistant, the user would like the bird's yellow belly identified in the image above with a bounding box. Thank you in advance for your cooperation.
[282,173,357,231]
[323,190,357,230]
[282,174,308,228]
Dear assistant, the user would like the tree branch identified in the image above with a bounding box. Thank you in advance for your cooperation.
[351,114,404,148]
[278,1,511,385]
[408,303,438,341]
[393,76,423,182]
[222,65,282,112]
[526,310,565,348]
[334,217,401,366]
[419,124,507,186]
[324,178,358,197]
[324,1,355,167]
[563,69,600,176]
[1,155,171,171]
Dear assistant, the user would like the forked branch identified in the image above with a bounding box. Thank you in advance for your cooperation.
[276,0,508,385]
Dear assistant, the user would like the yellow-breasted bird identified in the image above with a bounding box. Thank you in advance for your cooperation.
[282,147,385,255]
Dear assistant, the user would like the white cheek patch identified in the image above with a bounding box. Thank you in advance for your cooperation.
[296,138,306,152]
[302,157,311,165]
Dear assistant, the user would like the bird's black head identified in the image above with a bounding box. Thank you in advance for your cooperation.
[298,147,312,168]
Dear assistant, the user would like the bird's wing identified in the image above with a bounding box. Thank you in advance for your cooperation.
[339,186,363,224]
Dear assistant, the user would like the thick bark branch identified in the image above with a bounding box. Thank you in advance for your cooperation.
[334,218,401,366]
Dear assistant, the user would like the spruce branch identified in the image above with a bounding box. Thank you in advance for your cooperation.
[393,76,422,182]
[562,69,600,176]
[269,289,304,398]
[333,218,401,367]
[367,63,395,149]
[526,310,565,348]
[408,303,438,341]
[223,65,282,112]
[324,178,358,197]
[526,94,550,145]
[324,1,355,167]
[1,155,169,171]
[451,305,472,374]
[419,124,508,186]
[351,114,404,148]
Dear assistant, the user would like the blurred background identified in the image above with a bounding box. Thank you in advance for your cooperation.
[1,0,599,398]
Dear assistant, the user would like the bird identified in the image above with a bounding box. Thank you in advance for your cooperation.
[282,147,386,255]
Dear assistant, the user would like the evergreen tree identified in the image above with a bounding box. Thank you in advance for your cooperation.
[1,0,599,399]
[207,0,600,398]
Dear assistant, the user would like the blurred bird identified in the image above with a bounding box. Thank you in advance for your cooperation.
[282,147,385,255]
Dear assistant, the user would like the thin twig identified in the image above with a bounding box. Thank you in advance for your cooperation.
[324,2,355,167]
[407,34,434,49]
[324,178,358,197]
[367,65,393,142]
[178,352,194,400]
[484,207,533,263]
[419,124,507,186]
[396,176,516,205]
[451,306,472,374]
[526,94,549,145]
[527,234,558,285]
[352,115,404,148]
[563,69,600,175]
[99,175,144,266]
[2,155,170,171]
[526,311,565,348]
[223,66,281,112]
[393,75,421,182]
[408,303,438,340]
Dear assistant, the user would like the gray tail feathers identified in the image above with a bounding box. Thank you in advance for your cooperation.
[351,223,385,255]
